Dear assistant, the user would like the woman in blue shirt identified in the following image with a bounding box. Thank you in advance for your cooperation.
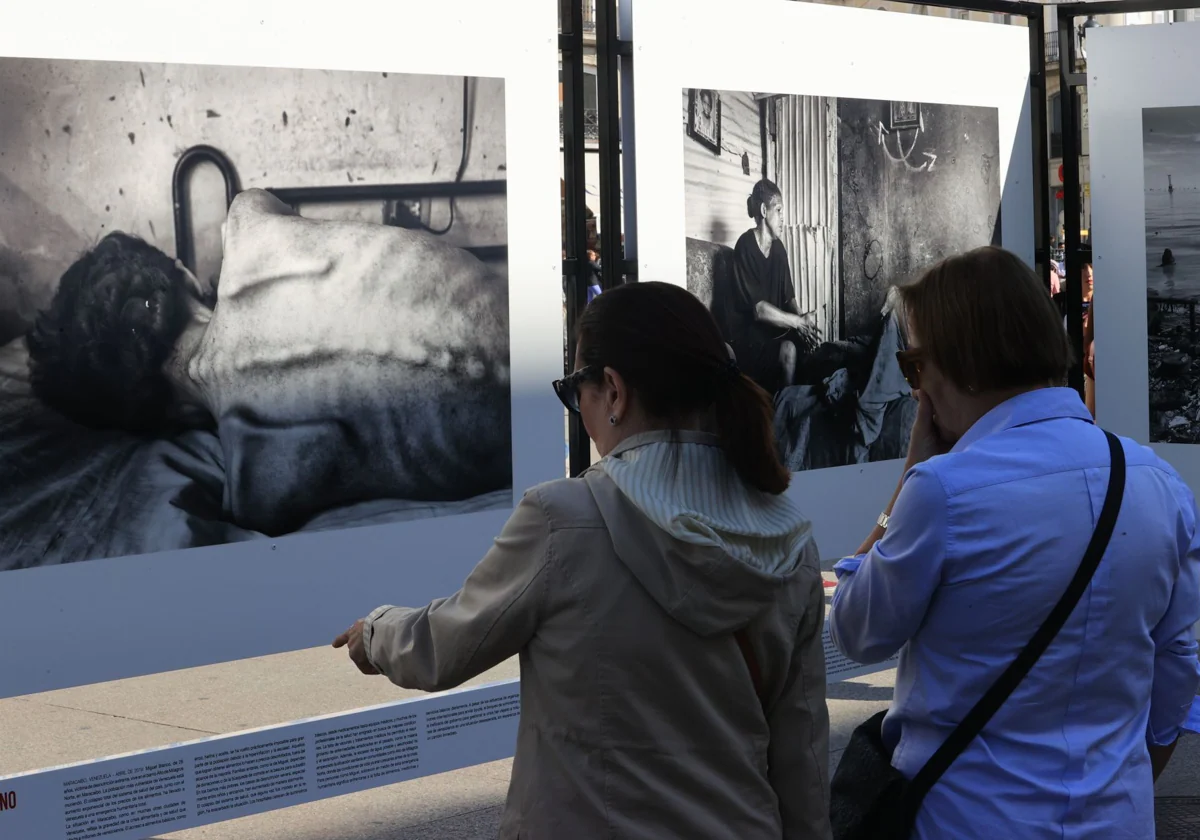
[829,246,1200,839]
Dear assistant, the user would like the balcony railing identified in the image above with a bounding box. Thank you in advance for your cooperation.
[1046,37,1060,65]
[583,0,596,32]
[1045,31,1090,66]
[560,107,600,144]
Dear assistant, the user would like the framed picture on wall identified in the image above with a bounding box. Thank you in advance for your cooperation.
[688,88,721,153]
[888,100,921,131]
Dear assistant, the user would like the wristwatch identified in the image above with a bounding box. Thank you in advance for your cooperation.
[877,512,890,530]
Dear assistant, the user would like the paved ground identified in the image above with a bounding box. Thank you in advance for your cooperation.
[2,635,1197,838]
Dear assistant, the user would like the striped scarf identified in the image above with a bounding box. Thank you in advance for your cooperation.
[594,432,814,576]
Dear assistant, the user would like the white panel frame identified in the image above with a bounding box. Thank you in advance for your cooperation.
[0,0,564,698]
[1,609,887,838]
[631,0,1035,562]
[0,7,928,833]
[1087,21,1200,492]
[0,680,523,840]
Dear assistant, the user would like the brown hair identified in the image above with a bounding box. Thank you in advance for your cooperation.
[576,281,790,495]
[900,246,1073,393]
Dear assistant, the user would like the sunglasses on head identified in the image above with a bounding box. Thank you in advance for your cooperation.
[896,349,923,391]
[553,365,600,413]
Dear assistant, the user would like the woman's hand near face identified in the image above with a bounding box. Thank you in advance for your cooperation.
[905,390,952,472]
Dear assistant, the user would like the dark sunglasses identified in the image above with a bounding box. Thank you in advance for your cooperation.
[552,366,600,413]
[896,349,923,391]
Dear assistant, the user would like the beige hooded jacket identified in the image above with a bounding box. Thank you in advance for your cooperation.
[362,431,832,839]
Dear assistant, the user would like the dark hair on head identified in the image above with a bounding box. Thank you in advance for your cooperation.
[747,179,782,222]
[900,245,1073,394]
[25,232,194,434]
[1078,245,1092,267]
[576,281,790,495]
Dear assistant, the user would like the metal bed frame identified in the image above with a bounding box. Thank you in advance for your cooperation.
[170,143,508,276]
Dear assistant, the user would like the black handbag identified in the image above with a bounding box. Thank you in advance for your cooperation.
[829,430,1127,840]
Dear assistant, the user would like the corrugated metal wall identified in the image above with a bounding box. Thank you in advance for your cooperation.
[682,89,764,247]
[773,95,840,343]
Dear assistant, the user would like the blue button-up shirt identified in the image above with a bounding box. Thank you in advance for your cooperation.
[830,388,1200,839]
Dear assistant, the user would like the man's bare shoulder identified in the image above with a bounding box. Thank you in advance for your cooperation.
[228,187,298,220]
[227,188,483,262]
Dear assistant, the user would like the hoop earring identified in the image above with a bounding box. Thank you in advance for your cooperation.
[609,415,617,426]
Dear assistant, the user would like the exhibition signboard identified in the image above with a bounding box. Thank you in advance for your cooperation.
[0,0,564,698]
[631,0,1036,561]
[0,0,1043,835]
[1088,21,1200,491]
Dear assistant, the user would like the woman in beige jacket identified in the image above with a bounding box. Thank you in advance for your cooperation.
[334,281,832,839]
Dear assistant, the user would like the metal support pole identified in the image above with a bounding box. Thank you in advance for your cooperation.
[618,0,638,277]
[561,0,592,477]
[595,0,624,289]
[1028,7,1051,287]
[1059,9,1085,397]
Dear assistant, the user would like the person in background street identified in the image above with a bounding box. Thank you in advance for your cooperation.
[1081,248,1095,417]
[335,280,832,840]
[586,217,602,303]
[1050,249,1066,315]
[829,246,1200,839]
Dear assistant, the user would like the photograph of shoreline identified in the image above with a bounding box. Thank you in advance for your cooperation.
[1144,105,1200,444]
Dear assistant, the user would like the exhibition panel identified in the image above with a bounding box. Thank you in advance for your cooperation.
[0,1,1068,835]
[631,0,1037,561]
[1088,20,1200,491]
[0,0,564,698]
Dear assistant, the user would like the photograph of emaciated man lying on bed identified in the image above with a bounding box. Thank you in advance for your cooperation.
[0,57,512,571]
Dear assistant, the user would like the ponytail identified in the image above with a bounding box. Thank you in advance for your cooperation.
[713,367,790,495]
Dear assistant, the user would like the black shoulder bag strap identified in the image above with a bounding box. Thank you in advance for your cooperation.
[905,429,1126,807]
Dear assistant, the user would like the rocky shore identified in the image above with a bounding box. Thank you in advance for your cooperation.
[1149,303,1200,443]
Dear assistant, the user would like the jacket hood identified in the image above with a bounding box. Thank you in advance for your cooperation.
[585,431,820,637]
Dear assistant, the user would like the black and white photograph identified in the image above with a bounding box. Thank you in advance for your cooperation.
[1144,106,1200,444]
[683,88,1001,471]
[688,89,722,154]
[0,57,512,571]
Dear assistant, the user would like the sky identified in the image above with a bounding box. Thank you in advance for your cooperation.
[1143,106,1200,191]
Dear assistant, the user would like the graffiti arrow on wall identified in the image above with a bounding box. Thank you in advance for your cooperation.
[877,121,938,173]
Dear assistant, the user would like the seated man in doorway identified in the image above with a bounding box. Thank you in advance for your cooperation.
[25,188,512,535]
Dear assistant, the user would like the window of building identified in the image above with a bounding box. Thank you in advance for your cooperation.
[1050,93,1062,159]
[557,66,600,143]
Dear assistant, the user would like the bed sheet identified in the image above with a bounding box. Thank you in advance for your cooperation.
[0,338,512,571]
